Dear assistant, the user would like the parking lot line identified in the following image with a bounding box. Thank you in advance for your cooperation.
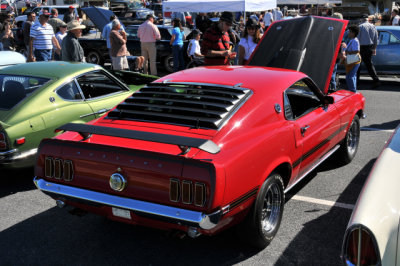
[361,127,395,133]
[290,195,355,210]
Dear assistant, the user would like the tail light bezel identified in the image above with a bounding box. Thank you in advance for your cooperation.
[0,132,8,151]
[44,156,74,182]
[342,224,381,266]
[170,178,207,207]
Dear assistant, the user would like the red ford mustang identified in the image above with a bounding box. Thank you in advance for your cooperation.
[34,16,365,248]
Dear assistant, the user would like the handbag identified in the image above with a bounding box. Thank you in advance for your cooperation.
[346,53,361,65]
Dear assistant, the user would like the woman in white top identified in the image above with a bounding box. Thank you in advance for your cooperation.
[238,18,261,65]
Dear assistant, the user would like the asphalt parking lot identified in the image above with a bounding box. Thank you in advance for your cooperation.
[0,76,399,265]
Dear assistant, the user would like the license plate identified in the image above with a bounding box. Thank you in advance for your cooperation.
[112,207,131,219]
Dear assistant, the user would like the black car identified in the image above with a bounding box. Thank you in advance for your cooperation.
[80,24,191,73]
[80,6,190,73]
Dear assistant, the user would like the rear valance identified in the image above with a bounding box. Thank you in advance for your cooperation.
[56,123,220,154]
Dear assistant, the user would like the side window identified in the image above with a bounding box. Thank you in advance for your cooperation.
[284,80,321,120]
[378,31,390,45]
[127,28,139,39]
[56,81,82,100]
[76,71,127,99]
[389,33,400,44]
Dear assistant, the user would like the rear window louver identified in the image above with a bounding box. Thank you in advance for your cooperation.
[106,82,252,130]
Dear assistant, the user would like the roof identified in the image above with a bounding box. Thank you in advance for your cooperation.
[376,26,400,31]
[0,62,99,79]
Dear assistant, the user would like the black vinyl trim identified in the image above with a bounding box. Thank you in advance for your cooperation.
[57,123,220,154]
[292,123,348,168]
[229,187,259,211]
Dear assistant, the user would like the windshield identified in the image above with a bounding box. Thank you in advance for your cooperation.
[0,75,50,110]
[127,0,143,9]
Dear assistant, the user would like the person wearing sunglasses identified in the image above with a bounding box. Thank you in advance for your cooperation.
[238,18,261,65]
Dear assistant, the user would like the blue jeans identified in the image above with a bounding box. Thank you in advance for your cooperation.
[34,49,52,61]
[172,44,185,72]
[330,63,337,90]
[346,63,360,92]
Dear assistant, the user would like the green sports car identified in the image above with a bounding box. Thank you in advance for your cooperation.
[0,61,157,169]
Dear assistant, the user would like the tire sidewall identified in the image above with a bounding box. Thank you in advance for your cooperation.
[345,115,360,162]
[252,173,285,246]
[86,51,102,65]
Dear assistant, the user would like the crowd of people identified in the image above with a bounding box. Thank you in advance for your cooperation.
[1,2,400,92]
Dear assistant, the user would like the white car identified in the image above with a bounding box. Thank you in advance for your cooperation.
[14,4,79,27]
[342,123,400,265]
[0,51,26,69]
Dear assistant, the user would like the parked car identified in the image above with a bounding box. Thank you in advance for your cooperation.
[109,0,153,21]
[341,124,400,265]
[0,61,157,169]
[33,16,365,249]
[80,7,190,73]
[338,26,400,75]
[0,51,26,69]
[14,5,79,28]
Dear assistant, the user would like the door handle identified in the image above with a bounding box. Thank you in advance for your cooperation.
[300,125,310,137]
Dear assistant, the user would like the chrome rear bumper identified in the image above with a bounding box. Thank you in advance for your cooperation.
[34,177,222,230]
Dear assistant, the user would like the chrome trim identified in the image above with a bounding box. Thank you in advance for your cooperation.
[0,148,37,162]
[284,145,340,193]
[181,180,192,204]
[34,177,222,230]
[169,178,180,202]
[79,113,96,119]
[0,149,17,156]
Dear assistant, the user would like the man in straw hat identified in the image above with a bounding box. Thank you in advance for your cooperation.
[61,20,85,62]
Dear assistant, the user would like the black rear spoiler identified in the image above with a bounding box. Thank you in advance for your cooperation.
[56,123,220,154]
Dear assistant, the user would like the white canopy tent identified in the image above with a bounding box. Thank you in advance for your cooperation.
[277,0,341,5]
[162,0,277,13]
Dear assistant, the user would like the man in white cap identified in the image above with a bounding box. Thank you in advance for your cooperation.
[61,20,86,62]
[28,10,61,62]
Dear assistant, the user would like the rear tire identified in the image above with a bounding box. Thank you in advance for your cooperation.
[86,50,103,66]
[163,55,174,73]
[337,115,360,164]
[238,173,285,249]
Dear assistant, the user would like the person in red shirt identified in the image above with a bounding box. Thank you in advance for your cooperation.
[201,11,236,66]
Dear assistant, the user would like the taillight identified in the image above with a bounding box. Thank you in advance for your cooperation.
[44,156,74,181]
[0,132,6,150]
[170,179,206,207]
[181,181,192,204]
[342,225,380,266]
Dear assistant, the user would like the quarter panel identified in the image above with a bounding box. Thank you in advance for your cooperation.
[348,139,400,264]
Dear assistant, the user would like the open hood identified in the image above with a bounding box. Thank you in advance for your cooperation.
[248,16,347,94]
[81,7,124,34]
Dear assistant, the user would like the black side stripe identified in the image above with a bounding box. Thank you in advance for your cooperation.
[229,187,259,211]
[292,123,348,168]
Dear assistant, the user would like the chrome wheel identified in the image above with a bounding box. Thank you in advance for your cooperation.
[261,182,282,235]
[347,120,360,155]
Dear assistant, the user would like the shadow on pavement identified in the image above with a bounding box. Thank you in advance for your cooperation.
[0,205,260,265]
[275,159,376,265]
[0,167,35,199]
